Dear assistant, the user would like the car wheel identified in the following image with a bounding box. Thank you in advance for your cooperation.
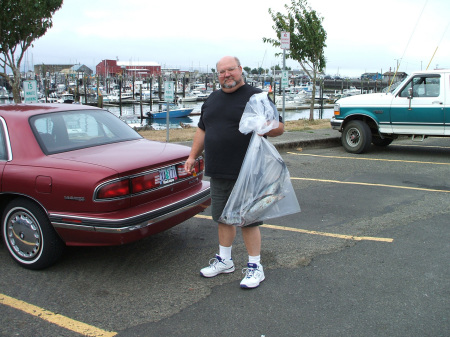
[1,198,65,270]
[372,137,393,147]
[342,120,372,154]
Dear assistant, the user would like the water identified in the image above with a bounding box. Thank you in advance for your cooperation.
[105,101,334,130]
[0,98,333,130]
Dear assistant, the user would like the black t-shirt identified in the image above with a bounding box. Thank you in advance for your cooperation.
[198,84,263,179]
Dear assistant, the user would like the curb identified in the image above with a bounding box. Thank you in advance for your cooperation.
[175,128,342,151]
[272,136,341,151]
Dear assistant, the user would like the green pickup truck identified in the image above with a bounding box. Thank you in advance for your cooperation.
[331,69,449,153]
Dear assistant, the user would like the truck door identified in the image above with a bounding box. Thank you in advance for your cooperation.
[390,74,445,135]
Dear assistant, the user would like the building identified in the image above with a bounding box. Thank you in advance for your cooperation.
[383,71,408,81]
[361,72,383,81]
[33,64,92,76]
[95,60,161,78]
[34,64,74,75]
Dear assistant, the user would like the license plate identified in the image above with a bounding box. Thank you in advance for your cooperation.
[159,166,178,185]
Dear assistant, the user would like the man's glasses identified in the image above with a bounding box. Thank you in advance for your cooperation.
[218,66,240,77]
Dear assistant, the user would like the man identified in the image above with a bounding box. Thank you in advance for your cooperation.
[184,56,284,289]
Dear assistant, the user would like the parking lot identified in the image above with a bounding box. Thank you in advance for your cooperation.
[1,137,449,337]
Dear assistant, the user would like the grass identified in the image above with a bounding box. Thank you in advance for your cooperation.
[137,118,331,142]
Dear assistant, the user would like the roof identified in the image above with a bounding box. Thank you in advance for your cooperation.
[117,61,160,67]
[0,104,100,118]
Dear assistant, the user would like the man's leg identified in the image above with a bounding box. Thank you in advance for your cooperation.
[240,226,265,289]
[241,226,261,256]
[218,222,236,247]
[200,223,236,277]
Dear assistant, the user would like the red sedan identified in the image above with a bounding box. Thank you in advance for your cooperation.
[0,104,210,269]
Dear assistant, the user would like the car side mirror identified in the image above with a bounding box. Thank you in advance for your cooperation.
[408,88,413,110]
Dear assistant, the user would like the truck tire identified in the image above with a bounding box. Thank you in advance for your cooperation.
[342,120,372,154]
[372,137,393,147]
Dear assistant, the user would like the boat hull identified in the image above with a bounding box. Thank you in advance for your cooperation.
[148,108,193,119]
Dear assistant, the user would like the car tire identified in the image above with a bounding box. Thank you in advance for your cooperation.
[1,198,65,270]
[342,120,372,154]
[372,137,393,147]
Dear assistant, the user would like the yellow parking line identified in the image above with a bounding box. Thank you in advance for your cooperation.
[194,215,393,242]
[288,152,450,166]
[291,177,450,193]
[261,224,393,242]
[0,293,116,337]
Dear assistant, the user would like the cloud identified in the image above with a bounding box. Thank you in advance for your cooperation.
[27,0,449,77]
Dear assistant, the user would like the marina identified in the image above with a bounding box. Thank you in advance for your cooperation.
[0,92,333,130]
[104,101,334,130]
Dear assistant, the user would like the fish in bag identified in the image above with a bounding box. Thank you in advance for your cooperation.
[219,93,301,226]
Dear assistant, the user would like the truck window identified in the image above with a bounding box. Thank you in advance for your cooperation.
[399,75,440,98]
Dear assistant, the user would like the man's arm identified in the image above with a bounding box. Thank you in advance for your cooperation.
[184,128,206,173]
[265,122,284,137]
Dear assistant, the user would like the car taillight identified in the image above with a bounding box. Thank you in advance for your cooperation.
[131,172,160,193]
[177,157,204,178]
[97,180,130,199]
[96,158,204,200]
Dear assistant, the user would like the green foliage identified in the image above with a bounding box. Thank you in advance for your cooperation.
[263,0,326,77]
[0,0,63,102]
[263,0,327,120]
[274,65,291,71]
[1,0,62,52]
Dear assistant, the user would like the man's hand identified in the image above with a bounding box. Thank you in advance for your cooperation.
[184,157,196,173]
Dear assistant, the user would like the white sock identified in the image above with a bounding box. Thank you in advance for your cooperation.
[248,255,261,265]
[219,245,232,260]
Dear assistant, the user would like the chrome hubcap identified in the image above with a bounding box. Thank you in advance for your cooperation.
[347,128,361,147]
[6,210,41,259]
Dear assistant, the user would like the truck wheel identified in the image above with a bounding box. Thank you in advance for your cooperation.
[342,120,372,154]
[2,198,65,270]
[372,137,393,147]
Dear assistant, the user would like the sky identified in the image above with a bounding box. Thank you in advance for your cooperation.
[25,0,450,78]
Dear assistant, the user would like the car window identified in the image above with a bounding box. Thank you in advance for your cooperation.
[399,75,440,98]
[0,121,7,161]
[30,109,142,154]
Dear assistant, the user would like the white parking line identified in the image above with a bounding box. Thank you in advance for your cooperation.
[288,152,450,166]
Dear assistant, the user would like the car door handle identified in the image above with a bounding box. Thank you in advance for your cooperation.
[432,101,443,105]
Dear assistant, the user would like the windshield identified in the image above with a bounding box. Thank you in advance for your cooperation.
[381,79,405,93]
[30,109,142,154]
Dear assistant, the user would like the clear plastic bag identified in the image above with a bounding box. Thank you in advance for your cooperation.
[219,93,301,227]
[239,92,280,135]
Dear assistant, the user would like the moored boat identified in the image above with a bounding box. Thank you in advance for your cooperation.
[0,87,9,99]
[57,93,75,104]
[147,105,193,119]
[178,94,198,102]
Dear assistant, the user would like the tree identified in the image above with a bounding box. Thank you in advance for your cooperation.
[0,0,63,102]
[263,0,327,120]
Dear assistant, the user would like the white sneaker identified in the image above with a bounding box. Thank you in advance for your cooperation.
[240,263,265,288]
[200,255,235,278]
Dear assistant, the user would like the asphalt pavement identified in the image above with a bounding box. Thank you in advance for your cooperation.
[118,130,449,336]
[121,214,449,337]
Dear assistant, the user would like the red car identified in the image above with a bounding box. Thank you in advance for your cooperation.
[0,104,210,269]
